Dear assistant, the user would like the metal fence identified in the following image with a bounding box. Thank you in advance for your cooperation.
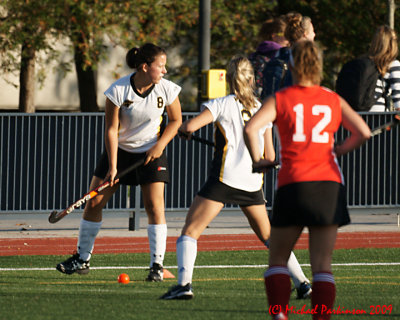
[0,112,399,216]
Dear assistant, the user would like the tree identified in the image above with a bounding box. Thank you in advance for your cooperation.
[19,40,35,113]
[1,0,398,112]
[97,0,200,107]
[0,0,61,112]
[110,0,277,108]
[0,0,278,111]
[59,0,127,112]
[58,0,200,111]
[61,1,104,112]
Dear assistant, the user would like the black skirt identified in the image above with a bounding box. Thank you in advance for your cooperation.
[94,148,170,186]
[197,177,265,206]
[271,181,350,227]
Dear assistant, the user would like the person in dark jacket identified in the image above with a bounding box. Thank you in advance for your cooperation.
[249,16,289,98]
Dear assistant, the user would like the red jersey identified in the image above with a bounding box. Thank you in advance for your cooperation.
[275,85,343,188]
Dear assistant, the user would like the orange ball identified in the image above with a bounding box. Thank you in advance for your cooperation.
[118,273,130,284]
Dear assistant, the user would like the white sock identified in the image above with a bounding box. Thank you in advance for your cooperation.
[264,240,309,287]
[147,224,167,267]
[287,251,309,288]
[77,219,102,261]
[176,235,197,286]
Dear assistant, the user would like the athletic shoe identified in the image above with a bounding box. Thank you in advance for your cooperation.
[56,252,90,275]
[273,312,288,320]
[159,283,194,300]
[146,262,164,282]
[296,281,312,299]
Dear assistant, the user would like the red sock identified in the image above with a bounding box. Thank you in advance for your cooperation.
[264,266,291,319]
[312,272,336,320]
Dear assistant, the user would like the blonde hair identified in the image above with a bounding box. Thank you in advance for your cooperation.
[369,25,398,75]
[226,55,258,110]
[285,12,312,45]
[291,40,323,85]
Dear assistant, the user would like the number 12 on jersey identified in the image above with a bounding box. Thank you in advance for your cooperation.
[292,103,332,143]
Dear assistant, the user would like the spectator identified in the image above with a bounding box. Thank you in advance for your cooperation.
[249,16,289,98]
[369,25,400,112]
[261,12,315,100]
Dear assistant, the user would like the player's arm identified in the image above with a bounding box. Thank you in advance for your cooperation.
[179,107,214,139]
[334,96,371,157]
[263,126,276,162]
[145,97,182,165]
[244,96,277,163]
[104,98,120,186]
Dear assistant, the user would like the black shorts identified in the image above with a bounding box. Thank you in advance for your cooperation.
[271,181,350,227]
[93,148,170,186]
[197,177,265,206]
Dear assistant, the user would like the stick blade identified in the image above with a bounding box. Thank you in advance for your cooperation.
[48,210,67,224]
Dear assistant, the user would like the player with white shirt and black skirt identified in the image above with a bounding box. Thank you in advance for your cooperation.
[56,43,182,282]
[160,55,311,300]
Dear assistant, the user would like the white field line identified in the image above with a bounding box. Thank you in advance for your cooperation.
[1,262,400,272]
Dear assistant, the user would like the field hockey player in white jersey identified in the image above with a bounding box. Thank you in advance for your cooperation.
[56,43,182,282]
[160,55,311,300]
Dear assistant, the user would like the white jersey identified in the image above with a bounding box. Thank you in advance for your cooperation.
[104,73,181,153]
[202,94,272,192]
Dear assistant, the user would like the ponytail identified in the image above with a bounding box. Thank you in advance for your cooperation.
[227,55,258,110]
[125,43,166,69]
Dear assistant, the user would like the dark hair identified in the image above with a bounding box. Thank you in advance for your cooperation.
[126,43,166,69]
[258,16,287,42]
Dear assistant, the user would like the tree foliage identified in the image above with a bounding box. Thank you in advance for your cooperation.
[0,0,64,111]
[0,0,399,111]
[210,0,277,68]
[277,0,399,88]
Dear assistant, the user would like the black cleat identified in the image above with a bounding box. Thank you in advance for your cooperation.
[56,253,90,275]
[160,283,194,300]
[146,262,164,282]
[296,281,312,299]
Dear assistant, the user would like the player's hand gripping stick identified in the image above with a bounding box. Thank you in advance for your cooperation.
[178,130,215,147]
[48,158,145,223]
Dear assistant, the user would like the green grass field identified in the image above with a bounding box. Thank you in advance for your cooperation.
[0,248,399,320]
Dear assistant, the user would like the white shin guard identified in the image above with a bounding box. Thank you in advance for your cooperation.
[147,224,167,267]
[176,235,197,286]
[77,219,102,261]
[287,251,309,288]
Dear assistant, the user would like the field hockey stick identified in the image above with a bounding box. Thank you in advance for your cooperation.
[48,158,145,224]
[178,130,215,146]
[252,161,281,173]
[178,131,279,171]
[370,113,400,137]
[254,115,399,170]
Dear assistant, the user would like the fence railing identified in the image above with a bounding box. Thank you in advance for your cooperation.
[0,112,399,217]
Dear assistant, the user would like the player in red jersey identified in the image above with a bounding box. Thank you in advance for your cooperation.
[244,40,371,320]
